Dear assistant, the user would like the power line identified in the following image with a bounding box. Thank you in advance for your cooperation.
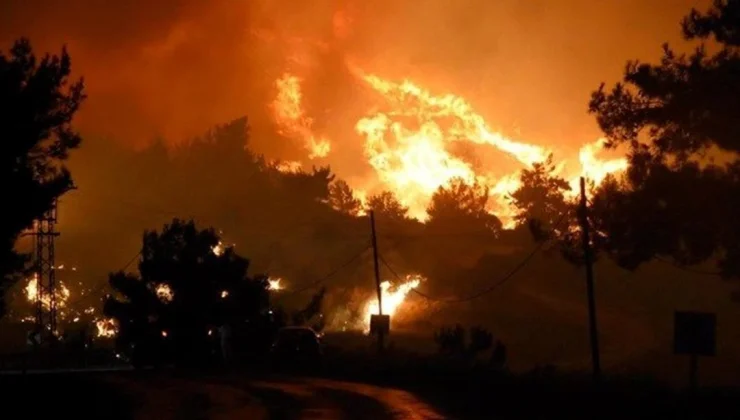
[378,212,572,303]
[120,250,142,273]
[275,240,372,297]
[63,250,142,309]
[379,237,546,303]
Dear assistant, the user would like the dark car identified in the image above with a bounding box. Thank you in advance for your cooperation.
[270,326,323,371]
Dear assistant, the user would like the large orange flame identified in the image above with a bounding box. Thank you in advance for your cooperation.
[272,73,331,159]
[268,67,627,228]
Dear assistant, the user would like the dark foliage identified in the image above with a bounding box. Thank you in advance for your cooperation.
[587,1,740,277]
[426,178,502,236]
[103,219,270,366]
[0,38,85,317]
[434,324,501,364]
[508,155,588,265]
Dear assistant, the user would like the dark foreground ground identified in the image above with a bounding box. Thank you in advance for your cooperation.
[3,333,740,419]
[3,362,740,419]
[0,370,444,419]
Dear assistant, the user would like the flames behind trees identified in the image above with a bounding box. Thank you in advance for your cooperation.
[103,219,272,365]
[270,68,628,228]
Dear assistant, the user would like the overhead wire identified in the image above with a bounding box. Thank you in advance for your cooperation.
[378,212,572,303]
[62,249,142,309]
[273,239,372,298]
[380,239,546,303]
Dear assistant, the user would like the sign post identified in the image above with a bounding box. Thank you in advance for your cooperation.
[579,177,601,383]
[370,314,390,337]
[369,211,386,353]
[674,311,716,391]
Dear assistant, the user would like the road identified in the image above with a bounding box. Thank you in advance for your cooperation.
[104,373,448,419]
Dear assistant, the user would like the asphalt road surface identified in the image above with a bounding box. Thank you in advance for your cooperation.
[107,374,448,419]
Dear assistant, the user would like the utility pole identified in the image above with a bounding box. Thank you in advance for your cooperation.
[33,199,61,337]
[31,186,75,341]
[369,210,385,353]
[579,177,601,383]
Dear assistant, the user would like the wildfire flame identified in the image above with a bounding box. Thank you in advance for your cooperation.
[364,275,421,332]
[267,277,284,291]
[212,241,224,256]
[272,73,331,159]
[156,283,173,303]
[95,318,118,338]
[24,274,71,310]
[273,160,303,173]
[355,73,627,226]
[269,69,627,228]
[570,138,629,191]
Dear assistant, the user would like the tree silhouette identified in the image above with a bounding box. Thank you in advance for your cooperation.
[328,179,362,216]
[590,0,740,157]
[509,157,588,265]
[367,191,409,222]
[434,325,497,363]
[510,155,573,240]
[426,178,502,235]
[104,219,270,366]
[588,1,740,276]
[0,38,85,317]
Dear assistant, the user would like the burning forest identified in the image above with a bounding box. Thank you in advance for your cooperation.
[4,0,740,399]
[0,0,692,351]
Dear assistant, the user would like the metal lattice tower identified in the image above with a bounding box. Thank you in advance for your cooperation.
[34,199,60,335]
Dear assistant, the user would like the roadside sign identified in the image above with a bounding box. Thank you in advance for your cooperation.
[674,310,716,391]
[370,314,390,336]
[674,311,716,356]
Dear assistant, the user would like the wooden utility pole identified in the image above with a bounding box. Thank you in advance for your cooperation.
[369,210,385,353]
[579,177,601,383]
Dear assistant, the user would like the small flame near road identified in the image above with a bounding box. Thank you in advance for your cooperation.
[363,275,422,333]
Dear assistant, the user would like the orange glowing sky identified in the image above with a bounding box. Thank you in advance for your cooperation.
[0,0,706,151]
